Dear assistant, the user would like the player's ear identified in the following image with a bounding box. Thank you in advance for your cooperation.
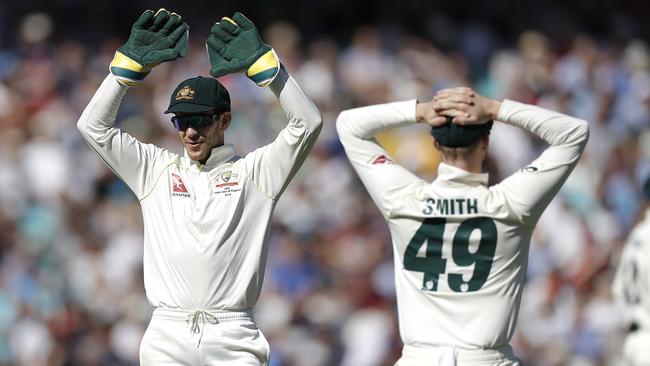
[432,137,442,152]
[479,135,489,151]
[218,112,231,130]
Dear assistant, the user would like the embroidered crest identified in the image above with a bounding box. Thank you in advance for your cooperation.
[175,86,196,100]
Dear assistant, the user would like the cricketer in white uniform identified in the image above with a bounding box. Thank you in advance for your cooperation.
[613,176,650,366]
[77,9,322,366]
[337,87,589,366]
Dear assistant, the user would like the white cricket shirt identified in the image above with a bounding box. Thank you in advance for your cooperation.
[337,99,588,350]
[613,208,650,331]
[78,70,322,311]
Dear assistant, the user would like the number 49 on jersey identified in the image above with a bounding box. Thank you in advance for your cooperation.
[403,217,497,293]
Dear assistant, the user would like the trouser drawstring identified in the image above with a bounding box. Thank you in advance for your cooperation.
[187,310,219,347]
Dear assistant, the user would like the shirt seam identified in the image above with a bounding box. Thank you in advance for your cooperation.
[139,160,176,202]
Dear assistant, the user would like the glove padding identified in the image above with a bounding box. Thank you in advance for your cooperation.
[206,12,280,87]
[111,9,189,86]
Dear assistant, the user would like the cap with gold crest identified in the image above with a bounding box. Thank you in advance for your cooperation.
[164,76,231,114]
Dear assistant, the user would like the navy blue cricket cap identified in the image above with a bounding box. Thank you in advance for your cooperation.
[430,117,494,147]
[164,76,231,114]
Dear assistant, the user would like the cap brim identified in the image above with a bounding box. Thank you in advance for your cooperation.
[164,102,217,114]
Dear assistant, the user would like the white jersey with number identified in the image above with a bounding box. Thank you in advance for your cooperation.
[613,208,650,330]
[336,100,588,350]
[77,69,322,311]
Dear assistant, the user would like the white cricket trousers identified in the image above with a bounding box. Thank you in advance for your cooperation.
[622,330,650,366]
[395,344,521,366]
[139,307,270,366]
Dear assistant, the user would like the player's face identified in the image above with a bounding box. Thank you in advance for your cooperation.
[175,112,232,164]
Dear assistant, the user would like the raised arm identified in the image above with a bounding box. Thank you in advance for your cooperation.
[434,87,589,225]
[492,100,589,224]
[77,9,188,199]
[336,100,428,217]
[77,75,166,199]
[206,12,323,199]
[242,67,323,199]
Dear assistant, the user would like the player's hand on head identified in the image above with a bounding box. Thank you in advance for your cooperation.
[416,99,448,127]
[206,12,280,87]
[110,8,190,86]
[433,87,500,125]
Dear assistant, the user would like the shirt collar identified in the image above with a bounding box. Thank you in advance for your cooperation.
[184,144,236,170]
[435,162,489,187]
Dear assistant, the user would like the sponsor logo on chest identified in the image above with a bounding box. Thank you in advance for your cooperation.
[214,170,242,197]
[171,173,191,197]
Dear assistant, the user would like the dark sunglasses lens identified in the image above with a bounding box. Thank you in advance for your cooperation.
[171,115,211,130]
[171,116,189,130]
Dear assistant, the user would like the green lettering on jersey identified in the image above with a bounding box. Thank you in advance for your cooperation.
[447,217,497,292]
[455,199,465,214]
[436,200,448,215]
[403,217,497,293]
[403,218,447,291]
[467,199,478,214]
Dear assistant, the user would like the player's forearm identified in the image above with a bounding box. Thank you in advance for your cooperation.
[77,74,156,199]
[269,67,323,136]
[336,100,417,141]
[246,67,323,200]
[497,100,589,148]
[77,74,128,142]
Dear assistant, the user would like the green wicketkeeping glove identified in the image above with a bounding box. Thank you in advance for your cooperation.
[206,12,280,87]
[110,9,189,86]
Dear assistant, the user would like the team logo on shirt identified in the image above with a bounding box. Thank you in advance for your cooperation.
[370,154,394,165]
[216,170,239,186]
[215,170,241,196]
[171,173,190,197]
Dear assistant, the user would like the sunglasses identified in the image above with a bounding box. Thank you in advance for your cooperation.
[171,114,217,131]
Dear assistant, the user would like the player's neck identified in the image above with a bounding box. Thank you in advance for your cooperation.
[441,158,483,174]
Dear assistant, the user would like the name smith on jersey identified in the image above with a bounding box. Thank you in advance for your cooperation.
[422,198,478,215]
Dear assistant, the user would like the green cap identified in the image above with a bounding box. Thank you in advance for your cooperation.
[164,76,231,114]
[430,117,494,147]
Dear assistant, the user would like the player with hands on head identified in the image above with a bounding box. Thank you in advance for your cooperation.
[336,87,589,366]
[78,9,322,366]
[613,174,650,366]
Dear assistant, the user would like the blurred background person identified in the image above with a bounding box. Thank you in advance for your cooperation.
[613,174,650,366]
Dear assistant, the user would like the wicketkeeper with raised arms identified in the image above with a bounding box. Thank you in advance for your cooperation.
[77,8,322,365]
[337,87,589,366]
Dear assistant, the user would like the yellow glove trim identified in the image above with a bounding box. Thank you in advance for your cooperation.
[246,49,280,87]
[109,51,151,86]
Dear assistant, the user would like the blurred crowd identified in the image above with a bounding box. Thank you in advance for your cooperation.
[1,6,649,366]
